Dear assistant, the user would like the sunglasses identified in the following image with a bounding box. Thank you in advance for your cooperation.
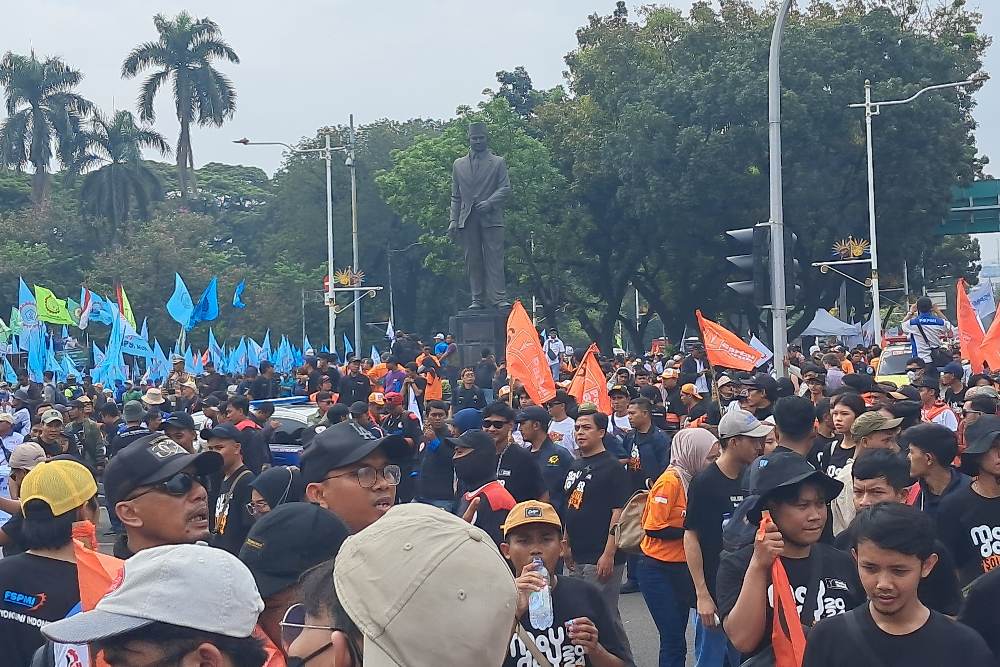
[323,464,402,488]
[482,420,510,429]
[126,471,201,501]
[281,603,362,666]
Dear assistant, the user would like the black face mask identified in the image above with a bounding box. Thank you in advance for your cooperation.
[453,447,497,486]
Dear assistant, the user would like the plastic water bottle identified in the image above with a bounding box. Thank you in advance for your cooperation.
[528,556,554,629]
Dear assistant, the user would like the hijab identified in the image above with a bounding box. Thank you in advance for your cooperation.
[249,465,305,509]
[670,428,718,492]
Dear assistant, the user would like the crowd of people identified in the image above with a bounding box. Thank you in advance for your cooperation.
[1,301,1000,667]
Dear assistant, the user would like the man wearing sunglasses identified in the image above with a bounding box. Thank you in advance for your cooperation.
[483,401,547,503]
[302,420,409,533]
[103,433,223,559]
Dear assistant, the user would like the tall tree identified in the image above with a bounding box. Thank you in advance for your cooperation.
[0,51,92,203]
[74,110,171,246]
[121,11,239,199]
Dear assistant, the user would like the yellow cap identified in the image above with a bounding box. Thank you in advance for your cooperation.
[20,460,98,517]
[501,500,562,537]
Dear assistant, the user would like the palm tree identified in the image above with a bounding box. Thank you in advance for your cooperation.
[122,12,239,199]
[0,51,92,203]
[75,110,171,245]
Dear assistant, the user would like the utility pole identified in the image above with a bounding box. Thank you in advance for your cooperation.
[348,115,361,355]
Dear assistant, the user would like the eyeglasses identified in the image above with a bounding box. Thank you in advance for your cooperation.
[483,420,509,429]
[962,409,984,418]
[804,377,825,385]
[246,499,271,516]
[323,464,402,488]
[125,472,201,501]
[281,603,362,666]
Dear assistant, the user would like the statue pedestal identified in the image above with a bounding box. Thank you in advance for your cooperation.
[449,308,509,370]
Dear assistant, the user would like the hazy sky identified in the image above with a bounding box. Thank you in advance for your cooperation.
[3,0,996,176]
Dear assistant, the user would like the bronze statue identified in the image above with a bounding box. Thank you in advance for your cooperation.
[448,122,512,310]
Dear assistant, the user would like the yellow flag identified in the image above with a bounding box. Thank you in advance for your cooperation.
[116,282,136,330]
[34,285,76,325]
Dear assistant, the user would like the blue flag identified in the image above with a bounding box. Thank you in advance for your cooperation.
[208,328,224,366]
[232,279,247,309]
[3,356,17,384]
[25,327,46,382]
[371,346,382,365]
[261,330,272,361]
[148,340,169,382]
[186,277,219,331]
[247,338,261,369]
[166,273,195,327]
[303,334,314,357]
[87,293,114,326]
[343,334,354,358]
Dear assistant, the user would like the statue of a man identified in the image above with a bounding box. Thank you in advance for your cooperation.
[448,122,512,310]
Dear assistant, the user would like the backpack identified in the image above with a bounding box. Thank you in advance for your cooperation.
[613,484,649,554]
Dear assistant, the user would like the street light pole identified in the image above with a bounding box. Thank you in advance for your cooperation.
[348,115,361,356]
[849,76,980,344]
[234,134,350,357]
[767,0,794,378]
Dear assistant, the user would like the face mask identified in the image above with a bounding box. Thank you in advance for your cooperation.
[453,448,497,485]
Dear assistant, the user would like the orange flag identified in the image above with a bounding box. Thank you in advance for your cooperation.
[506,300,557,405]
[568,343,612,415]
[71,521,125,667]
[957,278,986,373]
[695,310,767,371]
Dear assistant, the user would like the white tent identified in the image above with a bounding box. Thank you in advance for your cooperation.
[800,309,862,337]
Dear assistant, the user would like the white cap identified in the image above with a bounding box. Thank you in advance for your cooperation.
[434,332,445,340]
[718,409,774,439]
[41,543,263,643]
[334,504,517,666]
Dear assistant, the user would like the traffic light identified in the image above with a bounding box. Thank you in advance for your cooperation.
[726,224,769,306]
[726,224,800,307]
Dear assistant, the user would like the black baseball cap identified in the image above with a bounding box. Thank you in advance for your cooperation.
[200,423,241,442]
[445,430,495,453]
[103,433,223,506]
[239,502,350,598]
[349,401,369,416]
[515,406,551,427]
[741,373,779,401]
[300,421,408,484]
[909,375,939,390]
[964,415,1000,455]
[746,451,843,524]
[162,412,196,431]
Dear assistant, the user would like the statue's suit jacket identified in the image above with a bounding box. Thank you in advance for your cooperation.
[449,150,512,231]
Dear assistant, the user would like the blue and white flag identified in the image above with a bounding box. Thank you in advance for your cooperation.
[343,334,354,357]
[371,346,382,365]
[166,273,195,327]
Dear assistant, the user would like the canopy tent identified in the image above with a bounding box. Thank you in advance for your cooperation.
[800,309,862,338]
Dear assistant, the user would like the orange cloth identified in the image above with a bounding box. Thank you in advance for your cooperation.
[840,360,853,374]
[253,626,287,667]
[696,309,766,371]
[424,371,443,401]
[958,278,987,373]
[505,300,557,404]
[568,343,612,415]
[640,468,687,562]
[416,353,440,368]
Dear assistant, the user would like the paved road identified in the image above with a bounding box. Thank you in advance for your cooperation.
[621,589,698,666]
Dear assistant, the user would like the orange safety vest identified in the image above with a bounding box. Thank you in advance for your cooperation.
[424,372,443,401]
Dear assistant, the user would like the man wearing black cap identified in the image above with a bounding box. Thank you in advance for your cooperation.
[225,395,270,473]
[201,423,255,554]
[940,361,967,411]
[913,375,959,431]
[483,401,547,503]
[738,373,777,420]
[349,400,383,437]
[451,429,516,546]
[937,415,1000,588]
[239,502,350,650]
[302,420,409,532]
[608,385,634,439]
[516,406,573,514]
[162,411,198,453]
[337,357,373,406]
[718,451,863,658]
[104,433,223,558]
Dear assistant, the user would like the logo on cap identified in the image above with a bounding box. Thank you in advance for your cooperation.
[347,421,377,441]
[525,507,542,518]
[149,440,187,459]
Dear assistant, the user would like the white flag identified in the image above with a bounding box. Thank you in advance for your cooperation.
[406,386,423,426]
[748,335,774,368]
[371,345,382,365]
[968,283,996,320]
[385,319,395,341]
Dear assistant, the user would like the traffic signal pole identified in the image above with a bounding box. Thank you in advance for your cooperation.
[766,0,794,378]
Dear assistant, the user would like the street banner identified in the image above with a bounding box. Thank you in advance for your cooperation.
[695,310,767,371]
[568,343,612,415]
[506,300,556,405]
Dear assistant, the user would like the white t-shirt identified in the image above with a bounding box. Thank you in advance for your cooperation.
[610,412,632,434]
[923,406,959,432]
[548,417,578,457]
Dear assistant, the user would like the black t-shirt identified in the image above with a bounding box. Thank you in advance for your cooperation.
[805,605,995,667]
[0,553,80,666]
[337,373,373,406]
[717,543,864,658]
[810,434,836,470]
[563,450,631,564]
[504,575,633,667]
[0,514,26,558]
[529,439,574,515]
[959,566,1000,662]
[684,463,745,598]
[498,442,546,504]
[417,429,455,502]
[822,441,855,479]
[475,360,497,391]
[943,386,967,412]
[212,466,255,554]
[451,385,487,412]
[249,375,274,400]
[936,484,1000,588]
[108,426,152,457]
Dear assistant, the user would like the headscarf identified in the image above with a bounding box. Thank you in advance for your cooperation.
[249,465,305,509]
[670,428,718,492]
